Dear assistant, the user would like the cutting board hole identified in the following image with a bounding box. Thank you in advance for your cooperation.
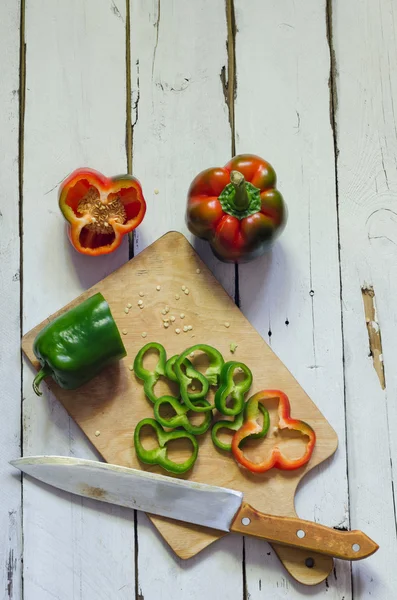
[305,557,315,568]
[296,529,305,539]
[352,543,360,552]
[241,517,251,526]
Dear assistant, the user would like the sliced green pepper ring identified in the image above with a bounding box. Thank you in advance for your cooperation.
[165,355,206,400]
[211,411,244,451]
[134,417,198,474]
[214,361,253,416]
[174,344,225,413]
[154,395,212,435]
[133,342,167,404]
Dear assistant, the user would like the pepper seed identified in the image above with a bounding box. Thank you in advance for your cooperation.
[124,307,129,314]
[181,285,186,291]
[95,430,101,437]
[138,300,143,306]
[184,288,189,295]
[164,322,170,329]
[175,328,181,334]
[175,294,180,300]
[224,322,230,328]
[170,316,176,322]
[122,329,128,335]
[183,326,189,332]
[180,313,185,319]
[187,325,193,331]
[142,332,147,338]
[139,292,144,297]
[156,285,161,291]
[196,268,201,274]
[129,365,134,371]
[127,303,132,308]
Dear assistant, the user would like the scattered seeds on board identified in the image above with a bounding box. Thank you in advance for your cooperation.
[170,316,176,322]
[156,285,161,291]
[127,302,132,308]
[142,332,147,338]
[184,288,189,295]
[183,326,189,332]
[175,294,180,300]
[122,329,128,335]
[181,285,186,291]
[95,430,101,437]
[196,268,201,274]
[139,292,144,298]
[124,307,129,314]
[180,313,185,319]
[224,322,230,328]
[175,328,181,334]
[129,365,134,371]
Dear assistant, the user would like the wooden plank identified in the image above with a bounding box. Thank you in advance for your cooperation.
[128,0,241,596]
[0,2,23,598]
[333,0,397,597]
[22,1,135,598]
[234,0,351,594]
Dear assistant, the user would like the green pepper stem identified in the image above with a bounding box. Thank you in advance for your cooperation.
[32,366,51,396]
[230,170,250,211]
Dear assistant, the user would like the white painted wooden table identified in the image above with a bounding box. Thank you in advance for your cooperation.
[1,1,396,598]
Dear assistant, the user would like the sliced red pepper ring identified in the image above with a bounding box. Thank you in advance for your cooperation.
[59,168,146,256]
[231,390,316,473]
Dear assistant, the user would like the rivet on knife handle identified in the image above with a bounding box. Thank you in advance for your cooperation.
[231,503,379,561]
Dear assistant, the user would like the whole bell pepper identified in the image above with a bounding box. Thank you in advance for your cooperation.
[186,154,286,263]
[32,293,127,395]
[59,168,146,256]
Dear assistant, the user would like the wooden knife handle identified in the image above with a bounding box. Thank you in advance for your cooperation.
[231,503,379,561]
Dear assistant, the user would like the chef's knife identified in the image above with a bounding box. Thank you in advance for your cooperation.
[11,456,378,561]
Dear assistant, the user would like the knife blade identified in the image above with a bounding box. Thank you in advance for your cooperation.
[11,456,378,561]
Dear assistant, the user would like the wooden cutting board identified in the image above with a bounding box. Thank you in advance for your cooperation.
[22,231,338,585]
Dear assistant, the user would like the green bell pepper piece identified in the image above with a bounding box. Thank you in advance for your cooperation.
[133,342,168,403]
[211,411,244,451]
[32,292,126,395]
[165,354,208,400]
[214,361,253,416]
[134,417,199,474]
[154,395,212,435]
[174,344,225,413]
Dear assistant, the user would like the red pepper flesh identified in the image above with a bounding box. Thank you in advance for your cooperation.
[186,154,286,263]
[59,168,146,256]
[231,390,316,473]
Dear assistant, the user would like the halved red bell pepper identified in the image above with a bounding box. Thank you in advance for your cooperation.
[59,168,146,256]
[186,154,286,263]
[231,390,316,473]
